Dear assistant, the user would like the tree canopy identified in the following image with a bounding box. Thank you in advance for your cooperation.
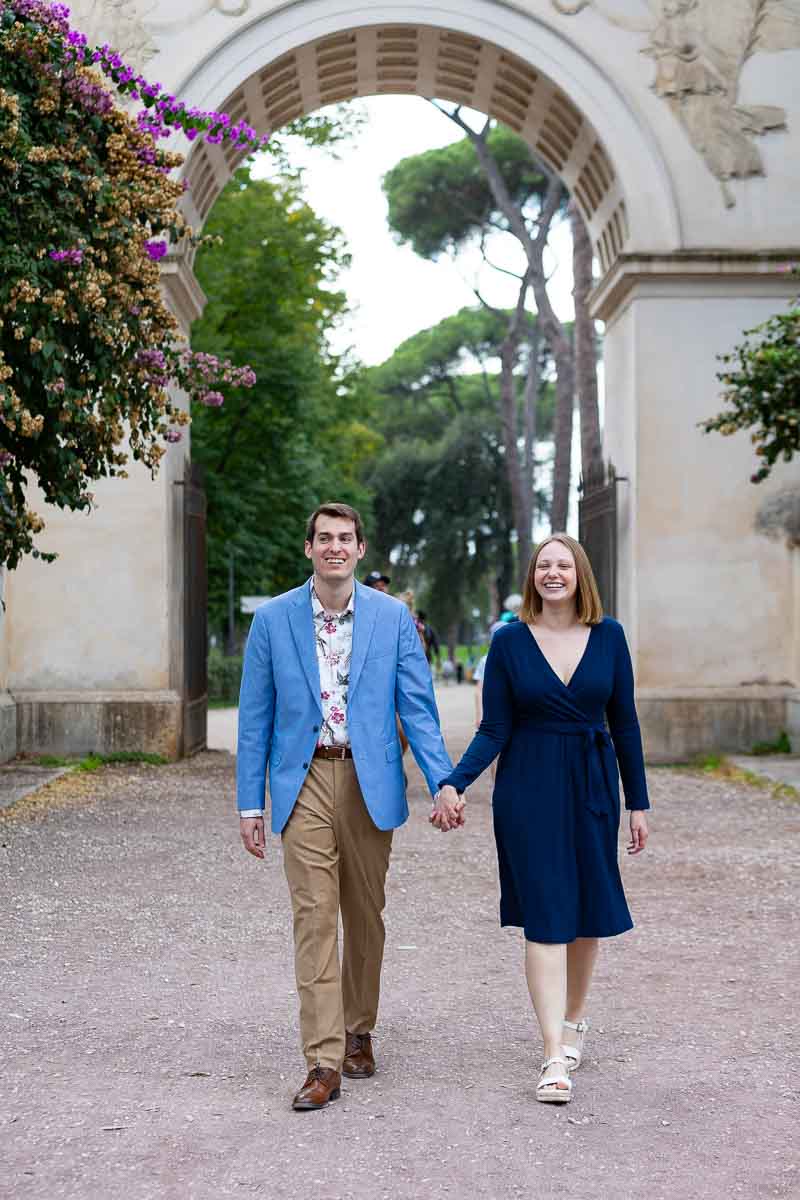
[383,121,575,568]
[364,306,553,635]
[191,169,378,632]
[384,124,549,258]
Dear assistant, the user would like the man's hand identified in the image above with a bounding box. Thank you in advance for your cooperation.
[429,784,465,833]
[240,816,266,859]
[626,810,649,855]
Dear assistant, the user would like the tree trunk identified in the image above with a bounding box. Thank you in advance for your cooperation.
[521,320,540,556]
[462,124,575,534]
[570,200,603,489]
[497,273,534,583]
[550,370,574,531]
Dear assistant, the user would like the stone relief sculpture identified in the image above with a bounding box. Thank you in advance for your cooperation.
[67,1,251,70]
[551,0,800,205]
[68,1,159,68]
[145,0,251,34]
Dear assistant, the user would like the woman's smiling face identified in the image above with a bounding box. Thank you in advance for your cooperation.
[533,539,578,607]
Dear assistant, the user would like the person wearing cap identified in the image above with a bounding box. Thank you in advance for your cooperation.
[363,569,390,592]
[237,503,461,1112]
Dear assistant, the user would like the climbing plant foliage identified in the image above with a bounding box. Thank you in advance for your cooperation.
[703,275,800,484]
[0,0,257,567]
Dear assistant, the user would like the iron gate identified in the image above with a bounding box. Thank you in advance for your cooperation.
[183,461,208,755]
[578,461,618,617]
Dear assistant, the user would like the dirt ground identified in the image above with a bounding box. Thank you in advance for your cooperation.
[2,686,798,1200]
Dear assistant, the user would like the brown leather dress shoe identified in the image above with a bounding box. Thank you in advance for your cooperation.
[291,1066,342,1111]
[342,1031,376,1079]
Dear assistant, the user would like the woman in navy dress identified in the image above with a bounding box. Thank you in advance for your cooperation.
[433,534,649,1104]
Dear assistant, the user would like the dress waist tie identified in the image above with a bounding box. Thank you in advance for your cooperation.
[522,720,616,816]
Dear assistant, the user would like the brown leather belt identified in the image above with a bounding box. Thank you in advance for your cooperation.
[313,744,353,760]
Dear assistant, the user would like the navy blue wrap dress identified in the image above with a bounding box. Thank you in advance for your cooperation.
[440,617,649,944]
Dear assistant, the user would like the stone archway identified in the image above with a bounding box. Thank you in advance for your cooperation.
[174,4,680,271]
[4,0,799,762]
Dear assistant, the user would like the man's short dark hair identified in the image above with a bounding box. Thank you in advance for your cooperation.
[305,502,365,546]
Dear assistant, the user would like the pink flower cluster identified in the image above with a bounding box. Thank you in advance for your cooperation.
[182,350,257,392]
[49,247,83,264]
[144,239,168,262]
[63,64,113,116]
[134,348,168,387]
[9,3,271,162]
[54,12,270,158]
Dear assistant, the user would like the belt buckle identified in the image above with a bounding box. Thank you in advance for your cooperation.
[336,744,347,760]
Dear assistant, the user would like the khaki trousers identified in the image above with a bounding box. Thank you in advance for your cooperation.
[281,758,393,1070]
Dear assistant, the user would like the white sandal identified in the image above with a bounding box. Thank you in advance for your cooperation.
[562,1018,589,1072]
[536,1055,572,1104]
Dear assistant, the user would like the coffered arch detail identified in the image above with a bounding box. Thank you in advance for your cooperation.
[174,1,680,275]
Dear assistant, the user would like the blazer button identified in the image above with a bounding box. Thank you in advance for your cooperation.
[302,761,308,769]
[313,725,319,733]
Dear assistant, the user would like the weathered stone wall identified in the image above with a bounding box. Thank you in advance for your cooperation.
[15,691,183,760]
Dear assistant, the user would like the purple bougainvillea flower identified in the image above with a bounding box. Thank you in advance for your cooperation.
[49,247,83,265]
[163,430,183,444]
[144,239,168,261]
[200,391,225,407]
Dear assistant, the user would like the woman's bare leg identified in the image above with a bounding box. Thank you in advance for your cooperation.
[525,940,569,1090]
[563,937,599,1064]
[565,937,599,1021]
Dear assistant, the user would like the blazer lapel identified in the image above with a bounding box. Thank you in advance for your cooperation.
[348,581,378,702]
[288,580,322,714]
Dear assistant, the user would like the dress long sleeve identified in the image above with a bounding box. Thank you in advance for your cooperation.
[605,622,650,811]
[439,636,514,792]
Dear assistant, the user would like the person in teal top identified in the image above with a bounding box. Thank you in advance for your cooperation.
[435,533,650,1105]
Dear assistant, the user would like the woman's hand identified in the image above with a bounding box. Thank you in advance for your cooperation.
[430,784,465,832]
[627,810,649,854]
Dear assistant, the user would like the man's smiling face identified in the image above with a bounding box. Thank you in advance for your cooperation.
[305,514,365,586]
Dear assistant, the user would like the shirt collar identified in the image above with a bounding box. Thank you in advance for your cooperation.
[311,581,355,620]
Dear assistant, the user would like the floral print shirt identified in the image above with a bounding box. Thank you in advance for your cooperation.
[311,584,354,747]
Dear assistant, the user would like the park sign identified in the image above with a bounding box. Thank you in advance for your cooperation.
[240,596,271,615]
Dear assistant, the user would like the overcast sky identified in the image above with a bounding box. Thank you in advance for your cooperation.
[252,94,575,367]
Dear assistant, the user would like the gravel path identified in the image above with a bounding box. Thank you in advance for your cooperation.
[2,687,798,1200]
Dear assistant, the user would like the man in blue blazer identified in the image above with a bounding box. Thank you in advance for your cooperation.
[237,502,460,1111]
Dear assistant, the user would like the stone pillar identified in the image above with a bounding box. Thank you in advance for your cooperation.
[595,253,800,761]
[4,254,206,761]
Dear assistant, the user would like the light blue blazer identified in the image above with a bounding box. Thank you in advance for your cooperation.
[236,578,453,833]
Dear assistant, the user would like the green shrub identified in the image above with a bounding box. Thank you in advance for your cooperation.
[208,648,242,703]
[751,730,792,756]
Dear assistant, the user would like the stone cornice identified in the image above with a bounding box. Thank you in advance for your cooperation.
[591,250,800,323]
[160,254,208,332]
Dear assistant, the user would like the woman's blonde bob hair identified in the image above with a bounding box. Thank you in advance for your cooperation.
[520,533,604,625]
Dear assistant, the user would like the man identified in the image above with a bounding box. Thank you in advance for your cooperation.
[415,610,440,665]
[362,568,390,593]
[237,502,461,1111]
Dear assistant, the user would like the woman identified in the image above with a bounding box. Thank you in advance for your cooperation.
[434,534,649,1104]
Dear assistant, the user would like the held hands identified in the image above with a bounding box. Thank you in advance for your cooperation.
[627,810,649,855]
[429,784,466,833]
[240,816,266,859]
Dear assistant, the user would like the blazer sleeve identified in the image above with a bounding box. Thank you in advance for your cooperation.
[438,634,514,793]
[605,621,650,811]
[394,606,453,796]
[236,606,276,815]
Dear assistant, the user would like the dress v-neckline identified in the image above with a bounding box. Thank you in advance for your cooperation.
[526,622,595,691]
